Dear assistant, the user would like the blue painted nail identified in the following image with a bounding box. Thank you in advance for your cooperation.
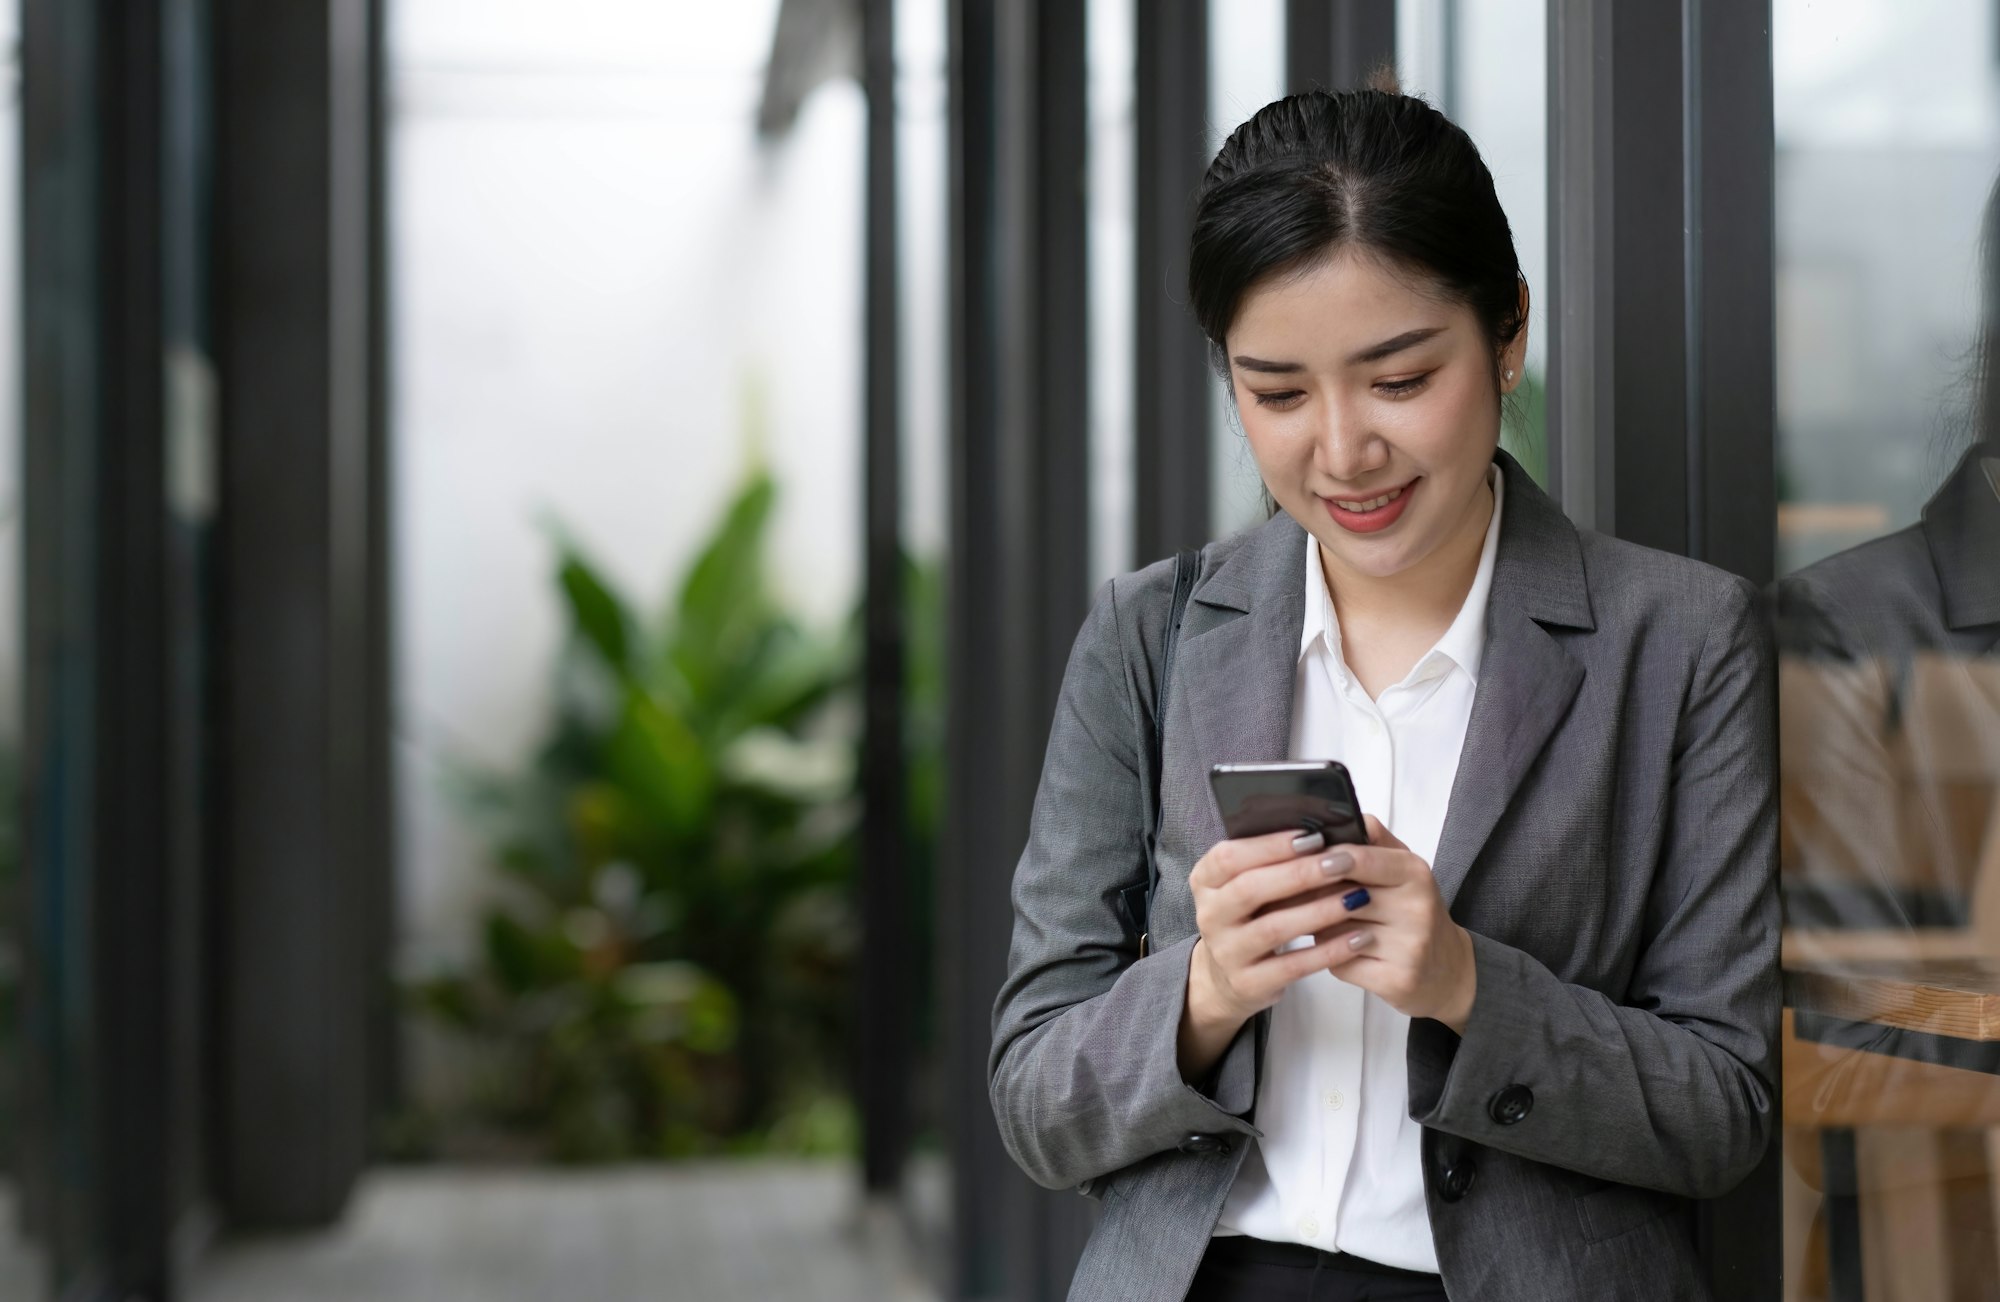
[1319,850,1354,877]
[1342,887,1370,911]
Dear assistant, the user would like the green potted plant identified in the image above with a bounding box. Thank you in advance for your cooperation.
[413,469,860,1160]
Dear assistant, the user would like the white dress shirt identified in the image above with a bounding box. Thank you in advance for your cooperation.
[1213,467,1505,1272]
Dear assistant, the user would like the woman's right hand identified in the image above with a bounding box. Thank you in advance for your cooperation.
[1176,828,1368,1081]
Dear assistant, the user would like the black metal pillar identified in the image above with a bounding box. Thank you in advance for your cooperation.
[1684,0,1775,582]
[361,0,399,1140]
[1286,0,1396,95]
[1547,0,1773,578]
[858,0,912,1197]
[1547,1,1779,1294]
[1135,0,1211,559]
[209,0,386,1229]
[945,0,1093,1296]
[20,0,211,1294]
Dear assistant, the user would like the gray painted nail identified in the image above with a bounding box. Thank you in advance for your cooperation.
[1291,831,1326,854]
[1319,850,1354,877]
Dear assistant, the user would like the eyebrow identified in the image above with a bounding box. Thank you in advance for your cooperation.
[1232,325,1448,374]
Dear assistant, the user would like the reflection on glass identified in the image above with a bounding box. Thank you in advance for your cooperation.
[1774,4,2000,1293]
[1775,0,2000,575]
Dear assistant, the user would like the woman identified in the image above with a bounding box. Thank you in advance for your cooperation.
[988,88,1779,1301]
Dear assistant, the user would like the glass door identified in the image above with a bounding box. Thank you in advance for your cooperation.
[1772,2,2000,1297]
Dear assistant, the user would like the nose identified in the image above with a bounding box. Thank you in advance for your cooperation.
[1315,394,1388,482]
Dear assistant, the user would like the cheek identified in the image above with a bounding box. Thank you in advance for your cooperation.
[1392,372,1501,461]
[1237,408,1310,476]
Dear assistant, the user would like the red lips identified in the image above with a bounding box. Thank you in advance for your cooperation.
[1322,479,1417,534]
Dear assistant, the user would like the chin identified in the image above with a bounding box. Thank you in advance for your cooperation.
[1319,533,1423,579]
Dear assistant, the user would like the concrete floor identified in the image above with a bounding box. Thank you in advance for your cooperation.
[0,1182,42,1301]
[2,1163,939,1302]
[191,1161,936,1302]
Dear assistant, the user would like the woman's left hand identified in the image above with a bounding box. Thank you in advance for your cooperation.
[1317,815,1478,1034]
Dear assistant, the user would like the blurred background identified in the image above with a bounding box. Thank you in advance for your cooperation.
[3,1,1999,1300]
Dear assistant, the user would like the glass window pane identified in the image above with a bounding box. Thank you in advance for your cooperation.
[1773,3,2000,1294]
[1775,0,2000,573]
[1089,0,1136,582]
[1209,0,1286,539]
[1399,0,1548,484]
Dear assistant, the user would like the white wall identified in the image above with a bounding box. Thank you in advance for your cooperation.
[390,0,865,964]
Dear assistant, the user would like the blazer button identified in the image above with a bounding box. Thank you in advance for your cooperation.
[1178,1132,1231,1155]
[1489,1084,1534,1126]
[1440,1160,1477,1202]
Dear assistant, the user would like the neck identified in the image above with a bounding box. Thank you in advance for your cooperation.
[1321,474,1495,637]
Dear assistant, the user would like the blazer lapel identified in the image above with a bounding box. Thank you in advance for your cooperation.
[1430,454,1594,908]
[1176,511,1309,830]
[1171,453,1595,908]
[1923,446,2000,655]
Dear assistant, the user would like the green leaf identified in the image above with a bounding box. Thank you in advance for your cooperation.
[485,913,544,995]
[558,550,638,678]
[672,473,775,664]
[604,689,712,840]
[715,626,852,737]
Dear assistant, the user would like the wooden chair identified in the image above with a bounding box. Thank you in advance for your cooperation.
[1780,654,2000,1301]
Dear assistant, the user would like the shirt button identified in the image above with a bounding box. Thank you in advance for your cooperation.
[1323,1089,1344,1111]
[1296,1215,1320,1239]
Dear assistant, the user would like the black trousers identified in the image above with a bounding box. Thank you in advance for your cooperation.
[1186,1236,1450,1302]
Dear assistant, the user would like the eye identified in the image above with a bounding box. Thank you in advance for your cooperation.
[1249,389,1306,410]
[1375,372,1433,397]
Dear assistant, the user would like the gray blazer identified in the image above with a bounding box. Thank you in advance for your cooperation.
[989,452,1780,1301]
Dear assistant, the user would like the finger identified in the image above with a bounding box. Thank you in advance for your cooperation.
[1250,881,1342,919]
[1296,888,1376,936]
[1323,923,1384,972]
[1238,931,1355,998]
[1219,849,1354,919]
[1307,915,1370,946]
[1192,827,1328,890]
[1229,883,1379,956]
[1364,815,1409,851]
[1307,843,1425,889]
[1223,843,1420,918]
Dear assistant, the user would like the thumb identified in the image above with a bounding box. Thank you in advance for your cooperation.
[1364,814,1407,851]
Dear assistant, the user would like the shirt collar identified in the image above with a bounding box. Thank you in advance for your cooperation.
[1300,464,1507,684]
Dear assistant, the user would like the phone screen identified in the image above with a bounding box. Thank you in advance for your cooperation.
[1208,761,1367,845]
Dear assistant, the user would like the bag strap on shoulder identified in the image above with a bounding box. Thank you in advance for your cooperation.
[1123,547,1200,958]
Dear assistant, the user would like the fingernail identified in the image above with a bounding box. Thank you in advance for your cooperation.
[1292,831,1326,854]
[1319,850,1354,877]
[1342,887,1370,911]
[1347,931,1374,951]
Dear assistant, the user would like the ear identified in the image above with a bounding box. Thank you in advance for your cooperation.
[1499,277,1531,394]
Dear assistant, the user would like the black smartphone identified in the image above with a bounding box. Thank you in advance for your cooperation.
[1208,760,1368,845]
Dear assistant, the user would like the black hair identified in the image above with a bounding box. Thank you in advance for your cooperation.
[1975,169,2000,455]
[1189,88,1525,378]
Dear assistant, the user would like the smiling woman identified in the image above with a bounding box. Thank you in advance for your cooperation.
[990,85,1779,1302]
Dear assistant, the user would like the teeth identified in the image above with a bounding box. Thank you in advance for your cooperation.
[1334,486,1404,512]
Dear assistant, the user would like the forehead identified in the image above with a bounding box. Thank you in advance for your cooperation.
[1229,248,1464,355]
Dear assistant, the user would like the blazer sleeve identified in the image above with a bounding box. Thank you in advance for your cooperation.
[988,575,1261,1194]
[1408,578,1780,1200]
